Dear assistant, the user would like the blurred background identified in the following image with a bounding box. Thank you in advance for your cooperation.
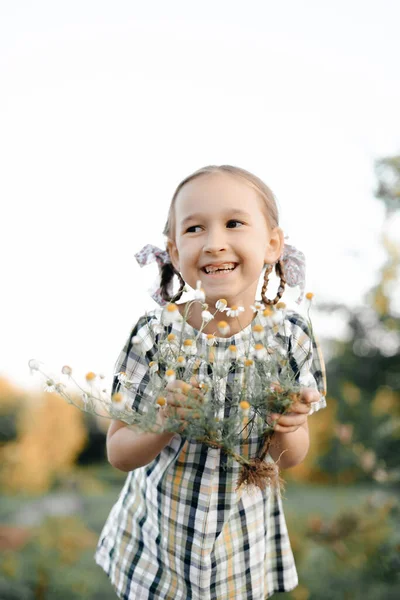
[1,1,399,598]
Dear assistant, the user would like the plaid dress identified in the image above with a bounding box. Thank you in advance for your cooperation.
[95,308,327,599]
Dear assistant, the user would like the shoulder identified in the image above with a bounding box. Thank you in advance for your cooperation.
[283,309,313,340]
[123,308,165,352]
[280,309,316,359]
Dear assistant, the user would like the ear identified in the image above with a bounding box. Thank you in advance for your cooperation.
[167,239,180,272]
[264,227,284,264]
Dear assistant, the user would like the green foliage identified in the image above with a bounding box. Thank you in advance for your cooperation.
[283,487,400,599]
[0,515,113,600]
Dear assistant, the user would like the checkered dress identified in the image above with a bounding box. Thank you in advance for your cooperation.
[95,308,327,599]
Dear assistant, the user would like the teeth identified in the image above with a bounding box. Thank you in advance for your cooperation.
[204,263,236,274]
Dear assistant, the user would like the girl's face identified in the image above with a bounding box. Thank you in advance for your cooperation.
[169,173,284,309]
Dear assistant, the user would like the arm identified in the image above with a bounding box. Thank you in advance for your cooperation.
[268,386,319,469]
[106,379,202,472]
[269,312,327,469]
[268,418,310,470]
[107,416,175,472]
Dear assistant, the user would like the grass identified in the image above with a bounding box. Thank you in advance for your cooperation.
[1,465,398,600]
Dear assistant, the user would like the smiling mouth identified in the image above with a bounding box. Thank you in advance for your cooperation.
[202,263,238,274]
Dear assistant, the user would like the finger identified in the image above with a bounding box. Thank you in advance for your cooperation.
[165,380,192,393]
[189,376,201,388]
[299,388,319,404]
[287,401,312,415]
[274,424,301,434]
[271,413,307,427]
[169,407,201,420]
[166,391,189,406]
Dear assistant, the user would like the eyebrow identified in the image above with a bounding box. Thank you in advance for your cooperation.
[180,210,252,227]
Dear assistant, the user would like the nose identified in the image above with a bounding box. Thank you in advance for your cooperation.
[203,226,227,253]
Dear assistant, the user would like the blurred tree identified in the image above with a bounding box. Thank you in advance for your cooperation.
[315,153,400,484]
[0,385,87,494]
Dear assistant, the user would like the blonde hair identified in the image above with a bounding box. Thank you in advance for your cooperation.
[163,165,279,240]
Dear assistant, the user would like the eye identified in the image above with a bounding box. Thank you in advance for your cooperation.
[185,225,202,233]
[226,219,244,229]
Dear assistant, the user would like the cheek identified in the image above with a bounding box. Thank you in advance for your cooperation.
[178,238,199,258]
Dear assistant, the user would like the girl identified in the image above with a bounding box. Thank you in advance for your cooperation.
[95,165,327,599]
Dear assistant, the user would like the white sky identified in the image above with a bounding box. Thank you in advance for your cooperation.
[1,0,399,391]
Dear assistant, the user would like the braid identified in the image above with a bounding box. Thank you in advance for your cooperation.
[160,262,186,302]
[261,260,286,306]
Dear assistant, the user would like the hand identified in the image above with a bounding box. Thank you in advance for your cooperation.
[267,387,319,434]
[162,377,205,433]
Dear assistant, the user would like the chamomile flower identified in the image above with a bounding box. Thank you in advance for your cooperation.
[183,339,197,355]
[165,369,176,383]
[254,343,267,360]
[244,358,254,368]
[201,310,214,324]
[217,321,230,336]
[167,333,176,343]
[28,359,41,374]
[162,303,181,325]
[111,391,127,412]
[85,372,96,384]
[176,355,186,367]
[263,307,284,327]
[252,324,264,342]
[44,379,56,392]
[151,322,164,336]
[149,361,159,374]
[226,344,237,360]
[306,292,314,301]
[215,298,228,312]
[272,305,285,324]
[250,301,265,313]
[239,400,250,415]
[156,396,167,407]
[117,371,128,384]
[194,280,206,302]
[206,334,217,346]
[226,305,245,318]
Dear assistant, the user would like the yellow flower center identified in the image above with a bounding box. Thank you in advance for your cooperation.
[217,321,228,329]
[263,308,273,317]
[183,339,193,346]
[306,292,314,300]
[217,298,227,306]
[167,333,176,341]
[244,359,254,367]
[254,343,264,351]
[276,302,286,309]
[85,371,96,381]
[239,400,250,410]
[252,324,263,332]
[112,392,123,404]
[165,369,175,377]
[228,345,237,352]
[149,361,156,367]
[177,356,185,364]
[156,396,166,406]
[230,305,238,311]
[166,303,178,312]
[207,334,215,340]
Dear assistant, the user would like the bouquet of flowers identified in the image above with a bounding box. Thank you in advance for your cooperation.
[29,287,317,493]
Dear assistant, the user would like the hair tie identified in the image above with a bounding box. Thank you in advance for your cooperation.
[135,244,172,306]
[279,242,306,304]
